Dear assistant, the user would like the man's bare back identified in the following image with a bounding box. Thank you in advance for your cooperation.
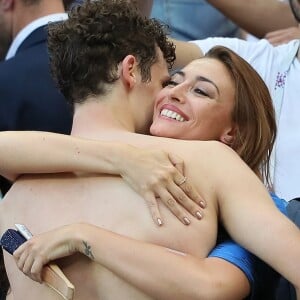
[0,132,224,300]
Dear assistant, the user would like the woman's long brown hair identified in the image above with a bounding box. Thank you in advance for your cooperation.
[206,46,276,188]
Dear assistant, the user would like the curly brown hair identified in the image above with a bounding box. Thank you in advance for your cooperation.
[48,0,175,104]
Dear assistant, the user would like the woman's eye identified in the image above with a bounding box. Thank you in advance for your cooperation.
[162,80,178,88]
[194,88,209,97]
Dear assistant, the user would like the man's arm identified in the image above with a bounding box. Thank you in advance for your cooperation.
[207,0,297,38]
[13,223,251,300]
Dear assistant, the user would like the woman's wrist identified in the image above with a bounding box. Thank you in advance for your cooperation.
[110,143,135,177]
[65,223,86,254]
[71,223,96,260]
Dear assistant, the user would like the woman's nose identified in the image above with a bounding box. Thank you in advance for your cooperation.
[168,84,187,103]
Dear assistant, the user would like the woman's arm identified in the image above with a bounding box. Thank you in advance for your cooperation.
[0,131,205,225]
[210,144,300,296]
[0,131,125,181]
[13,223,250,300]
[171,39,204,70]
[265,24,300,46]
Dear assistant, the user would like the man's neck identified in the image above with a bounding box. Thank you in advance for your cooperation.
[71,98,136,139]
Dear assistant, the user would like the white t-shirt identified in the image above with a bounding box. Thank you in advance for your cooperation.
[191,38,300,201]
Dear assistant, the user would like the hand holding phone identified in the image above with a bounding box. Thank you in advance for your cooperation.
[0,224,75,300]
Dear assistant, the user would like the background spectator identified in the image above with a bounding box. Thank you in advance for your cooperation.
[151,0,239,41]
[207,0,297,38]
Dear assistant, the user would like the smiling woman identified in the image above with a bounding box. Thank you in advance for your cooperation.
[151,46,276,184]
[150,58,235,142]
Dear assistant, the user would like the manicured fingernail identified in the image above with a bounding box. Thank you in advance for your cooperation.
[196,211,203,219]
[157,218,163,226]
[200,201,206,208]
[183,217,190,225]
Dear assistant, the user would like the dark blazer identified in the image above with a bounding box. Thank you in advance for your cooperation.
[0,25,72,132]
[0,25,73,193]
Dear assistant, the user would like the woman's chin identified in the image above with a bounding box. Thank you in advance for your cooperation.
[150,125,170,138]
[150,127,180,139]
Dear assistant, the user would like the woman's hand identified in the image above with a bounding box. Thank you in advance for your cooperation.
[117,145,206,226]
[265,25,300,46]
[13,225,77,283]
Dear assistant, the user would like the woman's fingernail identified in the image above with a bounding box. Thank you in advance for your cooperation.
[196,211,203,219]
[183,217,190,225]
[200,201,206,208]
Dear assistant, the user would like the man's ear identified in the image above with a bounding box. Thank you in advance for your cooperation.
[121,55,139,89]
[1,0,14,11]
[220,125,237,146]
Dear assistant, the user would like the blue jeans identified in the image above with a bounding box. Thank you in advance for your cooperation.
[151,0,239,41]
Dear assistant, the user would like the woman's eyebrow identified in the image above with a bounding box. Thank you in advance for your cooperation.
[195,76,220,95]
[170,71,219,95]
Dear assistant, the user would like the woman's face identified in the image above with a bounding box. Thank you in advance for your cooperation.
[150,58,236,142]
